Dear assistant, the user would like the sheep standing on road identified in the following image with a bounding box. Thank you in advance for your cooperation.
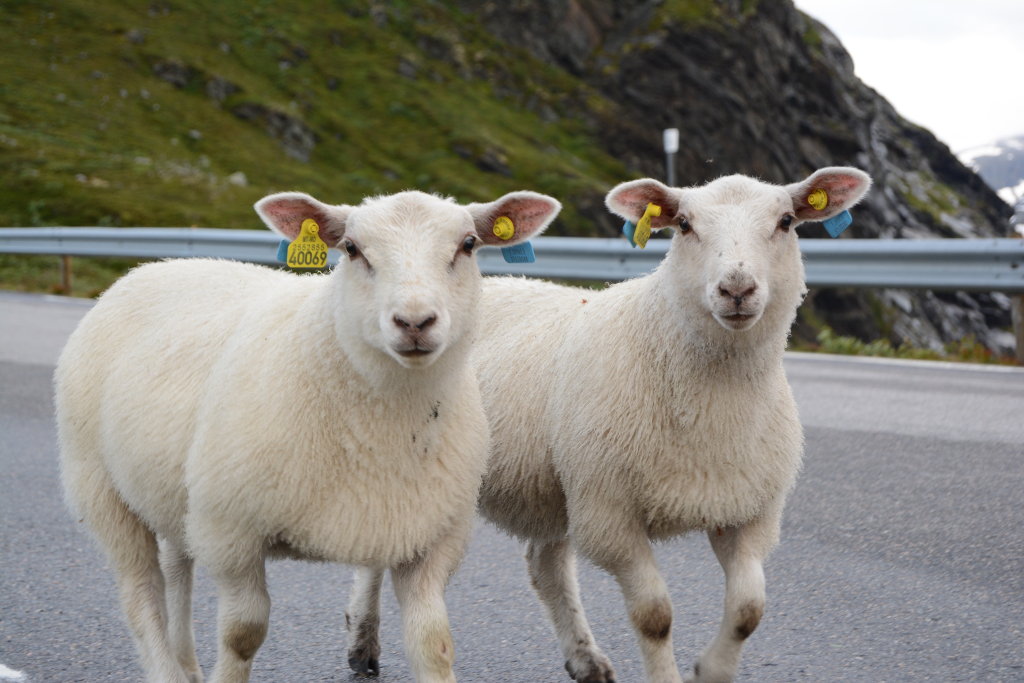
[55,188,561,683]
[480,168,869,682]
[348,167,870,682]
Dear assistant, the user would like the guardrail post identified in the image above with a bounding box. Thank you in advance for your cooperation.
[1013,296,1024,364]
[61,255,72,295]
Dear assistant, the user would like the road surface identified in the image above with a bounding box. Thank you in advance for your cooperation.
[1,291,1022,681]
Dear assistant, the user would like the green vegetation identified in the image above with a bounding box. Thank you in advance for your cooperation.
[794,326,1017,365]
[661,0,759,27]
[0,0,631,294]
[0,253,144,298]
[801,18,823,53]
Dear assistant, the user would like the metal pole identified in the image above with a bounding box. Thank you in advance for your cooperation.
[663,128,679,187]
[1013,297,1023,364]
[1009,205,1023,364]
[61,255,72,295]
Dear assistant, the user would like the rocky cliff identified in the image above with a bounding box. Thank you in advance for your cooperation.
[463,0,1017,353]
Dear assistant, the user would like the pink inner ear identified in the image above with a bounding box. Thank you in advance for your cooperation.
[506,197,556,232]
[610,183,678,228]
[816,173,864,206]
[261,197,337,243]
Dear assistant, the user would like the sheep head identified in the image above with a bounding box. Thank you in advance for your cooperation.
[256,190,561,368]
[606,167,871,334]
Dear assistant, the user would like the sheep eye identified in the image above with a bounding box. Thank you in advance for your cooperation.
[778,214,794,232]
[678,217,692,234]
[342,239,359,259]
[461,235,477,255]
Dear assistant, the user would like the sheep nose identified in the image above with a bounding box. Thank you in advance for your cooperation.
[718,283,757,306]
[393,313,437,332]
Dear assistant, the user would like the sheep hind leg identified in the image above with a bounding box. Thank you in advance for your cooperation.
[525,538,615,683]
[686,503,781,683]
[68,463,190,682]
[160,538,203,682]
[346,567,384,676]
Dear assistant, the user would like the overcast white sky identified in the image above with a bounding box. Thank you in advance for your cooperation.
[795,0,1024,152]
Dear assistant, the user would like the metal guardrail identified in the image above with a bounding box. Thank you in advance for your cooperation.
[0,227,1022,293]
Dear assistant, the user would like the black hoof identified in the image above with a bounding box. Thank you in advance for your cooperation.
[348,655,380,677]
[565,660,615,683]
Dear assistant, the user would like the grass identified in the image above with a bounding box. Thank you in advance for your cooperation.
[0,0,633,292]
[793,325,1019,366]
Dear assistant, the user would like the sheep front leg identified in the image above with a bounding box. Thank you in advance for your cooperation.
[208,558,271,683]
[390,526,469,683]
[579,524,681,683]
[525,538,615,682]
[686,500,783,683]
[346,566,385,676]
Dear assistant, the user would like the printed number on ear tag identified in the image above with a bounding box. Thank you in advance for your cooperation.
[286,218,329,269]
[823,210,853,238]
[501,242,536,263]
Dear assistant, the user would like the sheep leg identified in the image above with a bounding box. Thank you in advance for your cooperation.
[390,526,468,683]
[346,567,385,676]
[111,531,192,683]
[686,502,782,683]
[65,458,190,682]
[525,539,615,682]
[584,529,681,683]
[160,538,203,683]
[207,557,271,683]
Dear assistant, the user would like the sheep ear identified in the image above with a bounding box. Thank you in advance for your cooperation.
[604,179,681,229]
[254,192,351,247]
[466,191,561,246]
[786,167,872,223]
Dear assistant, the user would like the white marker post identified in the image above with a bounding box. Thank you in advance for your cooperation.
[663,128,679,187]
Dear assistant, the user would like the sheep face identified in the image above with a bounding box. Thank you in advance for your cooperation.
[606,167,871,333]
[256,190,560,368]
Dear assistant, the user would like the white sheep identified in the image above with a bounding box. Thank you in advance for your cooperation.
[54,187,561,683]
[347,167,871,682]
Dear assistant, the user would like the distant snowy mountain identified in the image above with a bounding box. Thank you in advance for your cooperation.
[959,135,1024,235]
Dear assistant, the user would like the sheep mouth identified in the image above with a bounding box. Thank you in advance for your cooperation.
[396,347,434,358]
[716,311,761,330]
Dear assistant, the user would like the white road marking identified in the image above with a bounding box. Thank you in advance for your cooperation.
[0,664,26,682]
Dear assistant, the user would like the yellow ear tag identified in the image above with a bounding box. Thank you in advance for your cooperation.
[807,188,829,211]
[286,218,329,269]
[633,202,662,249]
[493,216,515,241]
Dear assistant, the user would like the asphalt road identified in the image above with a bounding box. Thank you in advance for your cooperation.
[1,291,1022,682]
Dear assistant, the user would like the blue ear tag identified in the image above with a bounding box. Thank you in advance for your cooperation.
[501,242,536,263]
[822,210,852,238]
[622,220,638,248]
[276,239,290,263]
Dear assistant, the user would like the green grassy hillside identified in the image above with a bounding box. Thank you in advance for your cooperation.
[0,0,631,293]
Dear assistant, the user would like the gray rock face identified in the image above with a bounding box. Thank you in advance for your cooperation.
[230,103,317,163]
[464,0,1015,355]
